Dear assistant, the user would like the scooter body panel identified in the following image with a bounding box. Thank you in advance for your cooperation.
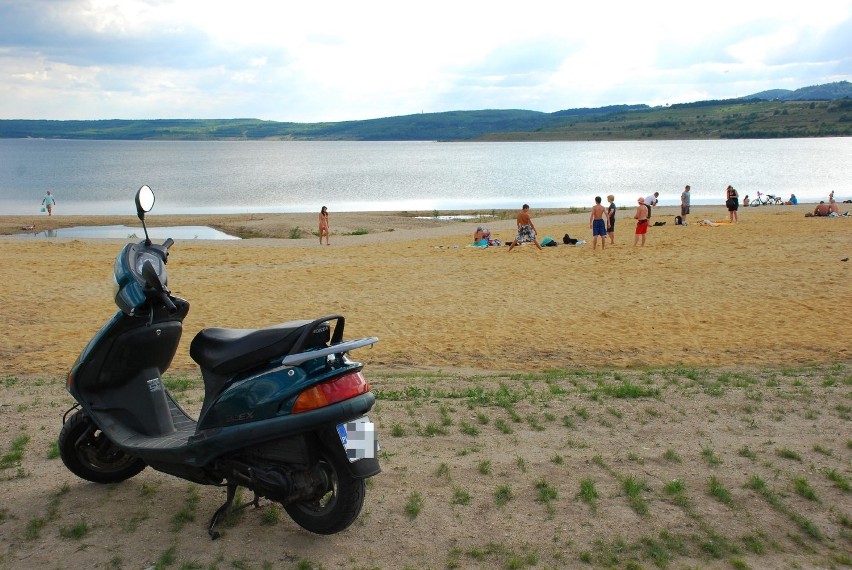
[197,357,359,430]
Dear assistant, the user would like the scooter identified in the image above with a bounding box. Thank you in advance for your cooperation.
[59,185,380,539]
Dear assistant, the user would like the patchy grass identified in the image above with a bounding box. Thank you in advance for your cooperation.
[404,491,424,520]
[2,364,850,569]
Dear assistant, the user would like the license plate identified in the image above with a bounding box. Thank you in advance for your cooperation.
[337,416,378,462]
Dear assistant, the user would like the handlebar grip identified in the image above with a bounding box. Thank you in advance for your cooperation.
[163,238,174,250]
[160,291,178,314]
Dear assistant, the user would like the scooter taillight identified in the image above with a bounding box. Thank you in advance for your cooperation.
[292,371,370,413]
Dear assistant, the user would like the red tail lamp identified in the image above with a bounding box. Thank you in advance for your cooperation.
[292,371,370,413]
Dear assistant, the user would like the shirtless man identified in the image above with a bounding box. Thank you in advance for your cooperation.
[828,197,840,216]
[634,197,649,246]
[813,201,831,216]
[507,204,543,251]
[589,196,607,250]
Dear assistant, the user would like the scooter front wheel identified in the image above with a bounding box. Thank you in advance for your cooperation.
[284,445,365,535]
[59,411,146,483]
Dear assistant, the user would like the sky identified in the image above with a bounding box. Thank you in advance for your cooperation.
[1,0,851,123]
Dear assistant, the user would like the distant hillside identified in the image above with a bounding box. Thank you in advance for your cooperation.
[746,80,852,101]
[479,99,852,141]
[1,82,850,142]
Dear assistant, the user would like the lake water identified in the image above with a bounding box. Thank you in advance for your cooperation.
[1,138,850,216]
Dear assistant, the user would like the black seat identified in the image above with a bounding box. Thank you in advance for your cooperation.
[190,319,329,375]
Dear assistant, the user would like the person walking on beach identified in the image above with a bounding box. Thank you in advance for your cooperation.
[634,197,649,246]
[507,204,542,251]
[644,192,659,218]
[319,206,330,245]
[589,196,607,250]
[725,185,739,223]
[681,185,691,221]
[606,194,616,245]
[42,190,56,216]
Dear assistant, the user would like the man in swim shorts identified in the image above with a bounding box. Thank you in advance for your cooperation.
[634,197,649,246]
[590,196,607,250]
[507,204,543,251]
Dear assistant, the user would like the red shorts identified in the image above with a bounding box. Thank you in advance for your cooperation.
[635,220,648,235]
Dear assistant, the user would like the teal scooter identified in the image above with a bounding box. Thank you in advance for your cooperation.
[59,185,380,539]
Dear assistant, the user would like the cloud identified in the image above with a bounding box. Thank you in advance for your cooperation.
[0,0,850,121]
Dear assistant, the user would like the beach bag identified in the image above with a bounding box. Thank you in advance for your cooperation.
[40,206,46,212]
[562,233,578,245]
[541,236,556,247]
[675,215,682,225]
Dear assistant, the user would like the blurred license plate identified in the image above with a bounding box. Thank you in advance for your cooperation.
[337,416,378,462]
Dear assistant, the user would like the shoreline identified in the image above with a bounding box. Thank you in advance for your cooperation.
[0,203,827,241]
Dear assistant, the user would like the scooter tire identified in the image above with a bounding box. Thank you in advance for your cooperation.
[59,410,146,484]
[284,445,366,535]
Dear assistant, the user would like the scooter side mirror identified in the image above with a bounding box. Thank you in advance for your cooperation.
[134,185,155,245]
[135,185,155,221]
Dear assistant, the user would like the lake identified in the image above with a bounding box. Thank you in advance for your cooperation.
[1,138,849,216]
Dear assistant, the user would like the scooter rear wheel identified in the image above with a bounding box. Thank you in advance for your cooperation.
[59,410,146,484]
[284,445,365,534]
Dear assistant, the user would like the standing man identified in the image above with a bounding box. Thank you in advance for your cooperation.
[644,191,659,218]
[606,194,616,245]
[680,185,691,222]
[42,190,56,216]
[634,197,649,246]
[507,204,543,251]
[589,196,607,250]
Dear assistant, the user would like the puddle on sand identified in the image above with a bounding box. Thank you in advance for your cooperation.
[16,225,240,240]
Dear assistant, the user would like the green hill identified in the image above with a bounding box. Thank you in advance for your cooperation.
[1,82,850,141]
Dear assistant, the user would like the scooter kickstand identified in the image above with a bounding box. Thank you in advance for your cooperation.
[207,484,262,540]
[208,483,238,540]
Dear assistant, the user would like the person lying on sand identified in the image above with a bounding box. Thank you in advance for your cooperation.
[813,202,831,216]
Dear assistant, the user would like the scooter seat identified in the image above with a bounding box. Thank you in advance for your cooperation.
[190,319,329,375]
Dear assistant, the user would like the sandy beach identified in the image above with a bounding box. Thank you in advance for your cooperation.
[1,204,851,569]
[1,204,849,377]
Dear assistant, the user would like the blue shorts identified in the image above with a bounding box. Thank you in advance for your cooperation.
[592,219,607,237]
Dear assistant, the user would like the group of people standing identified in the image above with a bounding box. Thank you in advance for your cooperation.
[509,185,695,251]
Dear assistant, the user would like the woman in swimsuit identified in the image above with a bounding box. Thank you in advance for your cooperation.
[319,206,330,245]
[726,186,739,223]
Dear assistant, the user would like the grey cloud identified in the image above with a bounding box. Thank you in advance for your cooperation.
[456,36,579,87]
[0,0,289,71]
[764,16,852,71]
